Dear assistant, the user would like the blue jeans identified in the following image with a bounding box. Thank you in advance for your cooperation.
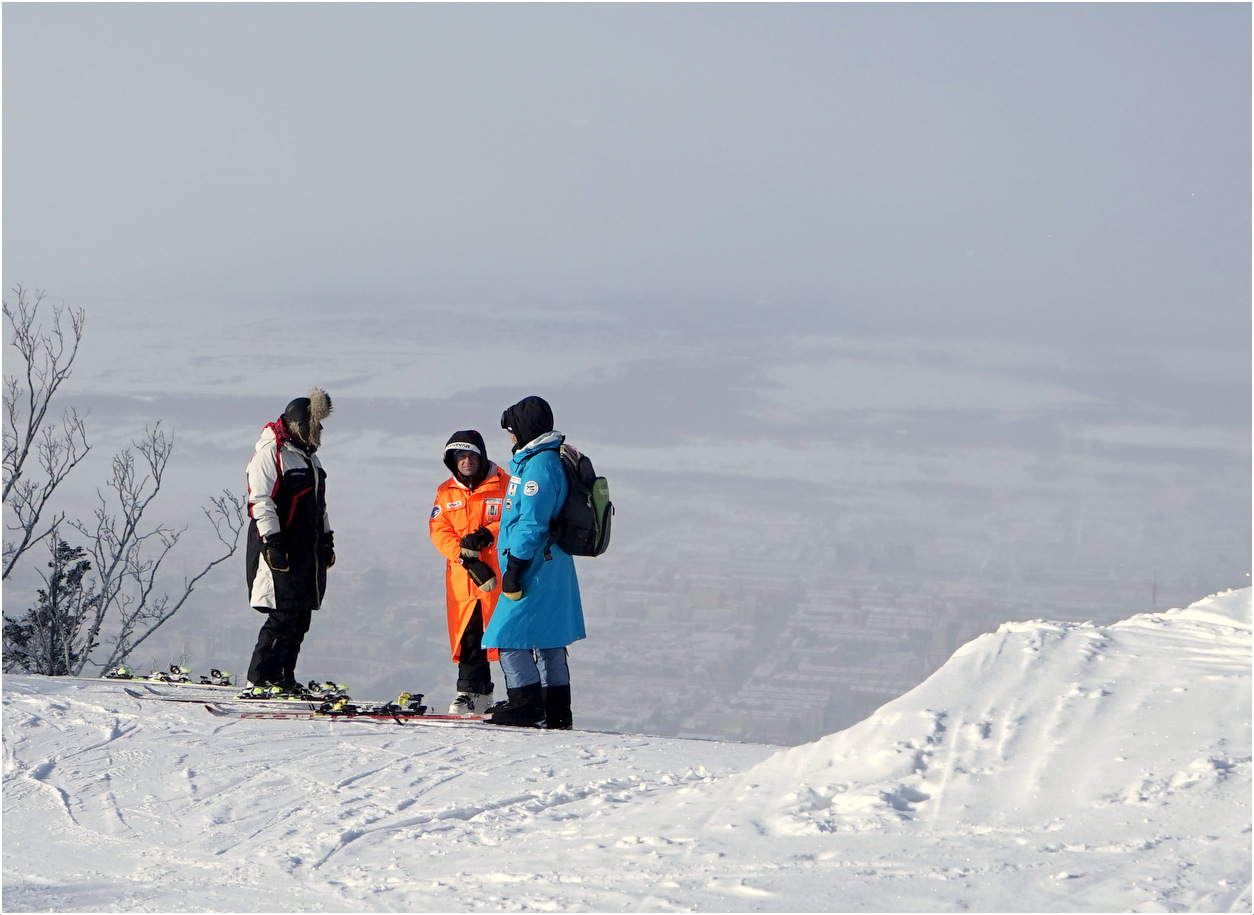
[497,647,569,690]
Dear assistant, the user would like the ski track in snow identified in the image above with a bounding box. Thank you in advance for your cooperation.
[3,590,1250,912]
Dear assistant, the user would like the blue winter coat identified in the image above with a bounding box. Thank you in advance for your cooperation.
[482,431,586,650]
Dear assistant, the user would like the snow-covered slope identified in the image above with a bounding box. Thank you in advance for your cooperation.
[4,590,1249,912]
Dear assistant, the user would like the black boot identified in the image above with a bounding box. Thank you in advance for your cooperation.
[543,684,572,730]
[483,682,545,727]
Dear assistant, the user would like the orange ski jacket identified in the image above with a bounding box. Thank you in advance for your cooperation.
[429,464,510,661]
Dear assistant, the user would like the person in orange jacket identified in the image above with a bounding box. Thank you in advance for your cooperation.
[429,430,510,715]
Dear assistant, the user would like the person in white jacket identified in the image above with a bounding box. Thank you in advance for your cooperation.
[244,388,334,692]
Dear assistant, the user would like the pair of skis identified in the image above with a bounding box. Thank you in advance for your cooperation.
[129,683,603,733]
[125,684,486,726]
[202,704,485,725]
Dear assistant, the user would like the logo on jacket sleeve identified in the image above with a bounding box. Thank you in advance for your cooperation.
[523,480,540,496]
[430,505,441,520]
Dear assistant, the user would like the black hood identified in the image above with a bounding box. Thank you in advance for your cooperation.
[444,429,489,488]
[501,396,554,452]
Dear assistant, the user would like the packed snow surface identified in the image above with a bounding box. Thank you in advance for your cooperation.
[3,590,1249,912]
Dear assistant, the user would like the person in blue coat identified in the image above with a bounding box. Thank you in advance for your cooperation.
[482,395,585,728]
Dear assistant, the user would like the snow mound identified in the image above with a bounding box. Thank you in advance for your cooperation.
[3,590,1249,912]
[726,589,1251,837]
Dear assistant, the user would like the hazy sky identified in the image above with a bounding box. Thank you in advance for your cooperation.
[4,3,1250,356]
[3,4,1248,735]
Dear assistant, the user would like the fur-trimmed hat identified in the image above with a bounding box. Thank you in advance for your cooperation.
[284,388,333,451]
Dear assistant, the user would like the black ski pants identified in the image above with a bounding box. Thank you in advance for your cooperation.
[247,606,313,687]
[456,602,494,695]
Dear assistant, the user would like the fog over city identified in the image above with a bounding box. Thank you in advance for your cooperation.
[4,4,1249,743]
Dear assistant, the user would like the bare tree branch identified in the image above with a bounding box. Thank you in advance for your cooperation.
[3,288,246,678]
[3,285,91,579]
[67,427,246,676]
[104,491,246,669]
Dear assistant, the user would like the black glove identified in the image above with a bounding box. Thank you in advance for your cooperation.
[262,533,290,572]
[501,554,530,601]
[324,530,336,569]
[463,558,497,592]
[459,525,494,559]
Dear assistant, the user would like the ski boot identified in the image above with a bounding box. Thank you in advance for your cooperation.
[239,683,300,700]
[482,683,545,727]
[449,691,494,716]
[239,685,275,700]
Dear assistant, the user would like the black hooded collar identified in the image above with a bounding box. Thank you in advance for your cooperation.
[502,396,554,453]
[444,429,490,489]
